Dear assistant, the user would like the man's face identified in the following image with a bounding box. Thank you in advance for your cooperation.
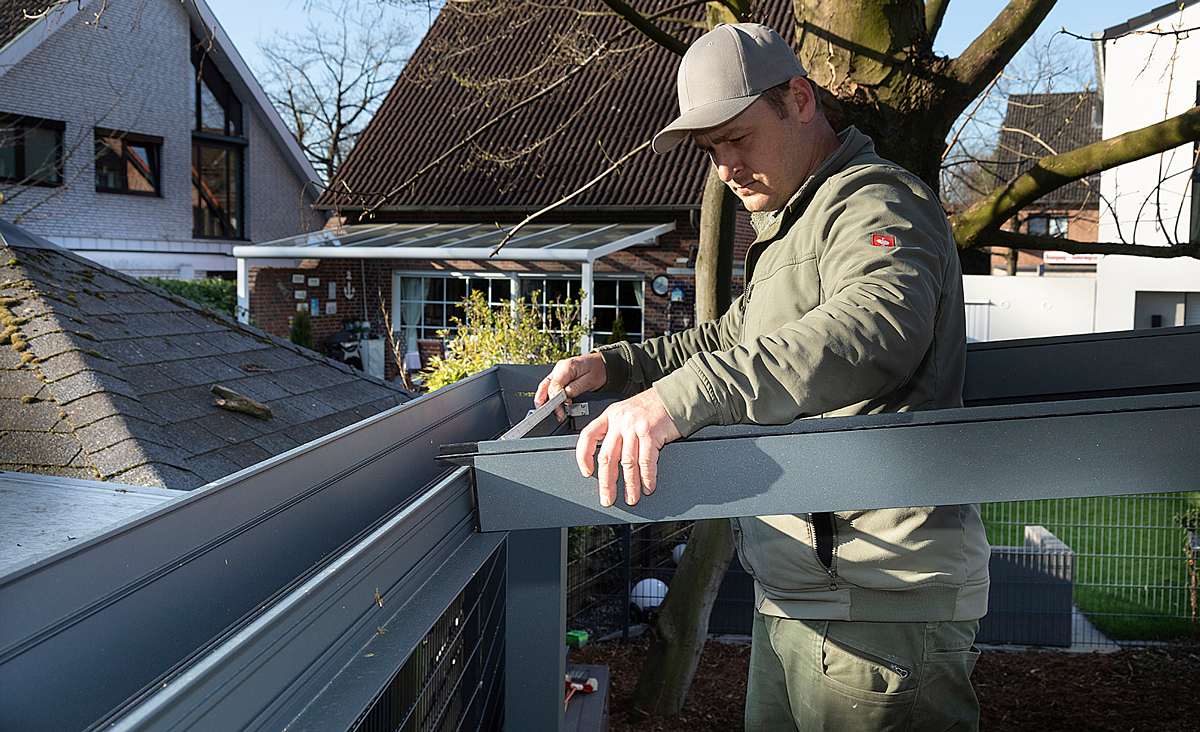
[691,82,818,213]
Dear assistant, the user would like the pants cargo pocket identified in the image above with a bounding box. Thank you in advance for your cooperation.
[808,623,919,731]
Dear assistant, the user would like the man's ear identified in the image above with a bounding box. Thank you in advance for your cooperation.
[789,76,817,122]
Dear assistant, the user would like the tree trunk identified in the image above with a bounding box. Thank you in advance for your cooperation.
[630,520,735,718]
[629,162,739,719]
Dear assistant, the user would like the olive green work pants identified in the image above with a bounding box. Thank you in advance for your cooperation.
[745,613,981,731]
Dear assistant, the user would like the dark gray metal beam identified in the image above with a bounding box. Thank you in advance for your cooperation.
[0,369,510,732]
[465,391,1200,531]
[105,469,503,731]
[964,325,1200,404]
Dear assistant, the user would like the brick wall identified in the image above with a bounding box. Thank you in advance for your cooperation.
[0,0,321,272]
[995,206,1100,273]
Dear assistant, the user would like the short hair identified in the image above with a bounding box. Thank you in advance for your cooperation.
[761,78,823,119]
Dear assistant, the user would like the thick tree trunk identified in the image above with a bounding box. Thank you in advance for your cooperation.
[630,520,735,718]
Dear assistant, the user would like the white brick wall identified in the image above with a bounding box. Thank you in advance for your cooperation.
[0,0,322,275]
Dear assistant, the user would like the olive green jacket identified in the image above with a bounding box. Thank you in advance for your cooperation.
[597,127,990,622]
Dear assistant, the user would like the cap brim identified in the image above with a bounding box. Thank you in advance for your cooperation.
[651,94,761,154]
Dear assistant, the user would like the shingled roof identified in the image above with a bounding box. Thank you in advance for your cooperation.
[322,0,791,214]
[0,220,411,490]
[995,91,1102,209]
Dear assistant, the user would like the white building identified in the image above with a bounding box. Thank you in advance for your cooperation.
[1096,0,1200,328]
[0,0,324,279]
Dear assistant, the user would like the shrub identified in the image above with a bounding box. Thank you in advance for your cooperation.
[423,289,590,391]
[142,277,236,317]
[290,309,313,349]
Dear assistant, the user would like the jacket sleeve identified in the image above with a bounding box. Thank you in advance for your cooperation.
[595,293,745,396]
[652,173,952,436]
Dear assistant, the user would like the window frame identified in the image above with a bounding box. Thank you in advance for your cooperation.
[94,128,163,197]
[0,113,65,188]
[191,139,246,240]
[393,272,646,346]
[1026,214,1069,238]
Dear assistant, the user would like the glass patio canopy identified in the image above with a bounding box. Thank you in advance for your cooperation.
[231,222,675,351]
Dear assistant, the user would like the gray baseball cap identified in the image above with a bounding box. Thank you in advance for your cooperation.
[652,23,806,154]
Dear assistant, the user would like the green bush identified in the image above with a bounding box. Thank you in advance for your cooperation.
[290,309,313,349]
[423,289,590,392]
[142,277,236,317]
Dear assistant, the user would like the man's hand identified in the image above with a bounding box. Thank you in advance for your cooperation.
[576,388,681,508]
[534,352,607,420]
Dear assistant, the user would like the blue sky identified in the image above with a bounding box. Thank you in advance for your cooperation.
[206,1,1151,75]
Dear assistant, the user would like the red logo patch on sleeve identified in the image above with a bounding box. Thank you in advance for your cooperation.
[870,233,896,248]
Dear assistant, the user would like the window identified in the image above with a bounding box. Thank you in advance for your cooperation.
[1027,215,1068,238]
[192,142,243,239]
[0,114,64,186]
[393,274,645,353]
[95,130,161,195]
[190,36,246,239]
[191,40,243,136]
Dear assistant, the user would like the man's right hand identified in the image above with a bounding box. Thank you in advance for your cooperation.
[534,352,607,419]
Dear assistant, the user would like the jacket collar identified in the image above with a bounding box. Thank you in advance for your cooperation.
[748,126,875,238]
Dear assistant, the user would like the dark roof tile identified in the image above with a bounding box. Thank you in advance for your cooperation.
[216,442,273,469]
[252,431,301,456]
[0,367,42,398]
[2,239,411,489]
[0,398,59,431]
[186,451,246,483]
[322,1,792,213]
[996,92,1101,208]
[120,364,184,395]
[0,431,82,468]
[111,463,203,490]
[49,370,137,404]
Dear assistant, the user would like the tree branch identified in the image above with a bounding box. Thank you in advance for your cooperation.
[983,230,1200,259]
[599,0,689,56]
[946,0,1056,104]
[951,105,1200,248]
[490,139,652,255]
[925,0,951,44]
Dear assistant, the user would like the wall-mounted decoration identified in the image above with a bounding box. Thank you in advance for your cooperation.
[295,302,306,312]
[326,301,337,315]
[310,298,319,316]
[344,270,356,300]
[328,282,337,300]
[308,277,320,287]
[294,290,306,300]
[291,274,305,284]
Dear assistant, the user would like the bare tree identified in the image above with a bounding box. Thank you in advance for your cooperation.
[259,0,411,181]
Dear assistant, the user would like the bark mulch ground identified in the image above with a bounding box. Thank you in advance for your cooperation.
[571,638,1200,731]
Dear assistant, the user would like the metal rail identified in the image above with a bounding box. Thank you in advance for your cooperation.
[459,391,1200,531]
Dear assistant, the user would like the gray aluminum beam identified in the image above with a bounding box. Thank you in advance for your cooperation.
[106,469,504,731]
[964,325,1200,404]
[462,391,1200,531]
[0,369,511,732]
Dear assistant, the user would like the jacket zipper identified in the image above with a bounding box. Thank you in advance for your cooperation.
[811,511,837,583]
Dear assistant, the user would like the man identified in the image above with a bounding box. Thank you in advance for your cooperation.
[535,23,989,731]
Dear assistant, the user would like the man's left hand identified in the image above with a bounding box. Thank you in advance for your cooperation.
[576,388,682,507]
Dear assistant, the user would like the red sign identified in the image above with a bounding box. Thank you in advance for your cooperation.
[870,233,896,248]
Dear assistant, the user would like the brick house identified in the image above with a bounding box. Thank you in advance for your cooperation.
[0,0,323,280]
[236,2,795,378]
[992,91,1102,274]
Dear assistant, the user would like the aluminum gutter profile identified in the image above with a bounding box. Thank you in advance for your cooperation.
[0,369,514,732]
[459,325,1200,532]
[107,468,505,731]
